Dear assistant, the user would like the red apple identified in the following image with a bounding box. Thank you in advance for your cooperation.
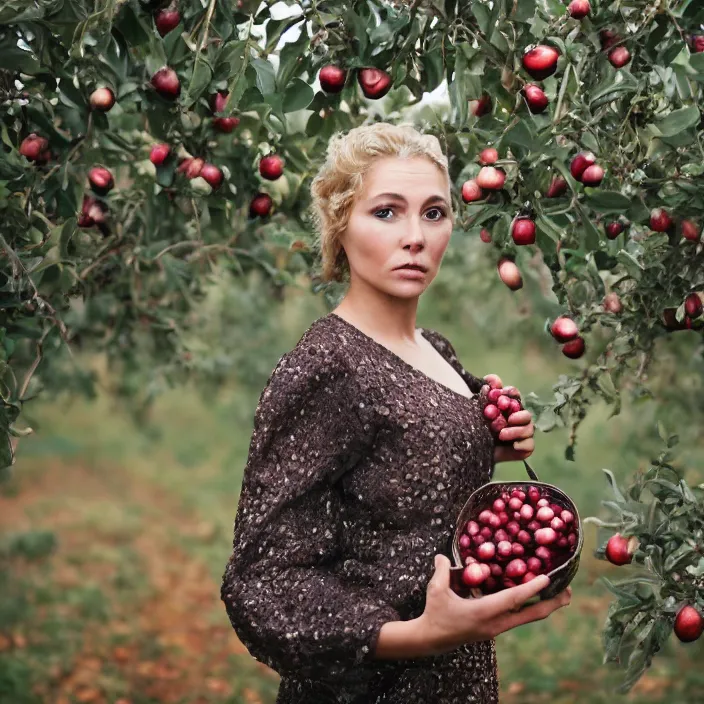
[603,292,622,314]
[200,163,224,190]
[471,94,492,117]
[681,219,700,242]
[581,164,604,186]
[535,527,557,546]
[650,208,673,232]
[357,67,392,99]
[177,157,204,179]
[497,257,523,291]
[250,193,273,217]
[505,559,528,579]
[461,179,483,203]
[691,36,704,54]
[476,166,506,190]
[609,46,631,68]
[210,91,240,133]
[319,65,347,93]
[480,228,492,243]
[462,563,488,587]
[605,222,623,239]
[150,143,171,166]
[600,30,620,50]
[151,67,181,100]
[570,152,596,181]
[522,45,559,80]
[546,176,568,198]
[155,8,181,37]
[522,83,549,113]
[19,133,49,162]
[88,166,114,195]
[551,317,578,343]
[685,293,703,319]
[259,155,284,181]
[89,87,116,112]
[479,148,499,165]
[477,542,496,561]
[674,605,704,643]
[562,337,585,359]
[605,533,633,565]
[568,0,591,19]
[511,218,536,245]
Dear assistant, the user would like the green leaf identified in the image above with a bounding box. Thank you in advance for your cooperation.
[651,105,700,137]
[276,29,309,91]
[586,191,633,213]
[282,79,314,112]
[603,468,626,503]
[250,58,277,96]
[502,120,537,151]
[183,57,213,108]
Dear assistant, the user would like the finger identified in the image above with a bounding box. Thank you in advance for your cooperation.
[506,410,533,426]
[480,574,551,619]
[498,424,534,443]
[511,438,535,454]
[430,554,451,588]
[493,588,571,635]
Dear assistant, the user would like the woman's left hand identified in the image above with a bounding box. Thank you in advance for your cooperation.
[482,374,535,463]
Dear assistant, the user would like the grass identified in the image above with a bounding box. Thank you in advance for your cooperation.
[1,298,703,703]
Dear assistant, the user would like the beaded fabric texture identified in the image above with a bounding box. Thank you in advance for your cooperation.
[221,312,499,703]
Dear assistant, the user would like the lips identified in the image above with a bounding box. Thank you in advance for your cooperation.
[394,264,428,272]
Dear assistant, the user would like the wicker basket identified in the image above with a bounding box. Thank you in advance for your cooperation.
[449,461,583,601]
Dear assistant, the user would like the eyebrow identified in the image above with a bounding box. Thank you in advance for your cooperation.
[369,192,450,208]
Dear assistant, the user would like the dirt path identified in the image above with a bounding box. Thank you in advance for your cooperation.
[0,460,278,704]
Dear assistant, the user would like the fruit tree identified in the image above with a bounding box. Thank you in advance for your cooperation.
[1,0,704,689]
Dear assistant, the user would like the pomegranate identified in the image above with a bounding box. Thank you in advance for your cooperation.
[319,65,347,93]
[479,148,499,165]
[149,143,171,166]
[88,166,114,195]
[211,92,239,133]
[511,218,536,245]
[357,67,392,99]
[685,293,703,319]
[681,219,700,241]
[603,292,623,314]
[550,317,579,343]
[605,533,633,565]
[605,221,623,239]
[151,67,181,100]
[461,179,483,203]
[89,87,115,112]
[471,94,492,117]
[480,228,492,243]
[19,134,49,162]
[475,166,506,190]
[249,193,272,217]
[691,36,704,54]
[581,164,604,187]
[567,0,590,19]
[200,163,224,190]
[497,257,523,291]
[522,45,560,80]
[674,605,704,643]
[546,176,568,198]
[561,337,585,359]
[155,8,181,37]
[522,83,549,113]
[570,152,596,181]
[609,46,631,68]
[650,208,673,232]
[260,155,284,181]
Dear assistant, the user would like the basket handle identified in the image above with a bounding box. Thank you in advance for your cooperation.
[523,460,540,482]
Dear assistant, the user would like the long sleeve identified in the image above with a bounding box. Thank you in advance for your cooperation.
[221,341,401,681]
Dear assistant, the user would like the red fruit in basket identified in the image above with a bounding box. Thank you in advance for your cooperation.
[522,572,538,584]
[551,316,579,343]
[488,388,503,403]
[484,576,498,591]
[490,563,503,577]
[462,563,488,587]
[551,517,566,532]
[557,536,569,549]
[674,605,704,643]
[535,527,557,545]
[483,404,500,421]
[503,578,517,589]
[505,559,528,579]
[479,563,491,579]
[461,179,483,203]
[537,498,549,508]
[522,45,559,80]
[479,148,499,165]
[494,529,509,543]
[464,555,478,566]
[519,504,534,522]
[685,293,703,319]
[478,510,494,525]
[527,556,543,573]
[605,533,633,565]
[498,511,509,525]
[466,520,480,536]
[512,489,526,500]
[491,416,508,434]
[536,506,555,523]
[480,526,493,540]
[528,487,541,504]
[550,503,563,515]
[497,541,513,558]
[511,217,536,245]
[570,152,596,181]
[512,543,525,557]
[527,520,541,532]
[650,208,673,232]
[508,497,523,512]
[517,530,532,545]
[489,513,502,529]
[473,535,486,547]
[562,337,585,359]
[535,545,551,560]
[506,521,520,537]
[477,542,496,560]
[459,534,472,549]
[546,176,568,198]
[567,532,577,547]
[493,499,506,513]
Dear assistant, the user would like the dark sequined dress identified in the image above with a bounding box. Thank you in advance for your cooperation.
[221,312,499,703]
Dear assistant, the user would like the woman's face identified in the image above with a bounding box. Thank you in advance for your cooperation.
[340,155,454,297]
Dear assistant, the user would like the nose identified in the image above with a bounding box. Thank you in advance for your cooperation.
[403,214,425,252]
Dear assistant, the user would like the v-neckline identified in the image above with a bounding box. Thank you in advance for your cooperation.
[327,313,479,405]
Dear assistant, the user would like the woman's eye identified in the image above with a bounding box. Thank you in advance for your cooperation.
[374,207,394,219]
[425,207,446,221]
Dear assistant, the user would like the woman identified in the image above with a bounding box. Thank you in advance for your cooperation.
[221,123,571,703]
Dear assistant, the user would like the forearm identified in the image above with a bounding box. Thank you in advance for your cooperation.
[373,616,433,660]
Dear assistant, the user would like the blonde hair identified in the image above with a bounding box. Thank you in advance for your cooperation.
[310,122,451,283]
